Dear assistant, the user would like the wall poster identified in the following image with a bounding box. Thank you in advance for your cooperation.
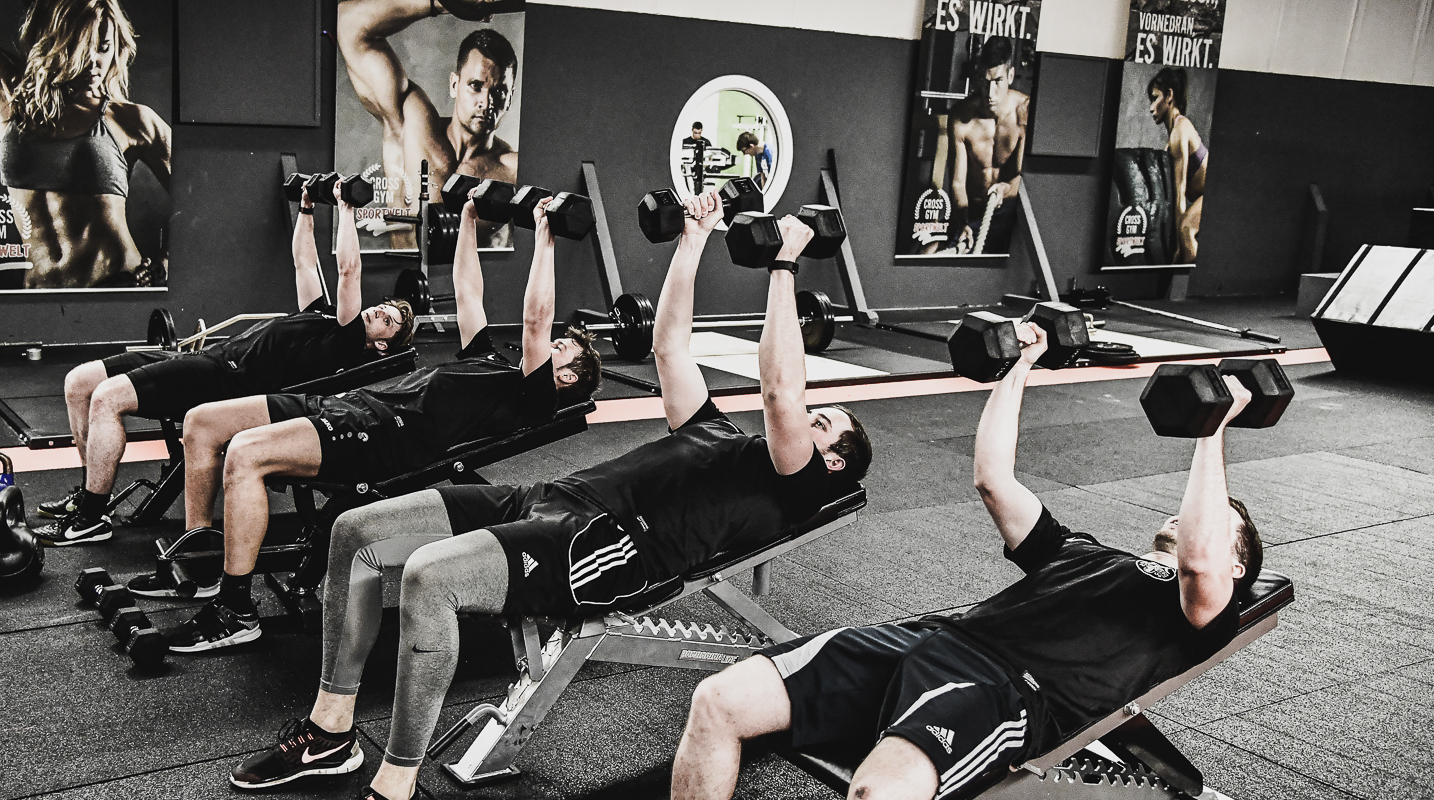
[0,0,172,291]
[895,0,1040,263]
[1103,0,1224,270]
[334,0,525,254]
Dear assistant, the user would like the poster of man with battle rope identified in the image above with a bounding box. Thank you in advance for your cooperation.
[895,0,1040,263]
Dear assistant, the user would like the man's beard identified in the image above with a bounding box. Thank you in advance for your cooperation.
[1152,530,1178,554]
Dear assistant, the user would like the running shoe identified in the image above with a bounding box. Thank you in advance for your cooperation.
[34,511,113,546]
[128,571,219,599]
[164,599,261,652]
[36,485,82,518]
[230,717,362,789]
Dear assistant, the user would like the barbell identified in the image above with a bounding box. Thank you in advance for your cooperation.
[577,290,847,362]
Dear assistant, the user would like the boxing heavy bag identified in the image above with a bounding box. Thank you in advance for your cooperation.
[0,454,44,591]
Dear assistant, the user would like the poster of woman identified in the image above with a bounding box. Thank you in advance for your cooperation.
[0,0,171,291]
[1104,0,1223,269]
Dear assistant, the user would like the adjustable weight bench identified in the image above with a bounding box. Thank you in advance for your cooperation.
[148,400,598,622]
[427,487,869,787]
[110,347,419,525]
[774,570,1295,800]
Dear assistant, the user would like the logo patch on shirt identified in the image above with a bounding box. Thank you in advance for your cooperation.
[522,552,539,577]
[1136,559,1177,581]
[926,725,955,754]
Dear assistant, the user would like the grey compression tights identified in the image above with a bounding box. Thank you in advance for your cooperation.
[319,488,510,767]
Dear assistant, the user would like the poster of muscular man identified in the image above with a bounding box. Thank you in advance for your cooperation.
[895,0,1039,263]
[1103,0,1223,269]
[334,0,524,253]
[0,0,171,291]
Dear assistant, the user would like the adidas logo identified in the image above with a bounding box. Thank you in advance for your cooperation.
[522,552,539,577]
[926,725,954,754]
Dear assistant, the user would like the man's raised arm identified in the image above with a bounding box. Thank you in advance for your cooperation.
[333,178,363,326]
[759,218,817,476]
[452,189,489,350]
[973,322,1045,550]
[519,197,556,376]
[1177,376,1252,629]
[292,186,326,311]
[336,0,427,133]
[652,191,722,429]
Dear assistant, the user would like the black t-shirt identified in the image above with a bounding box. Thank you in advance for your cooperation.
[945,507,1239,748]
[353,330,557,457]
[210,299,369,392]
[556,399,832,582]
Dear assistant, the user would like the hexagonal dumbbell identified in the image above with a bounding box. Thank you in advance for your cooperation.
[96,583,135,625]
[282,172,374,207]
[441,174,516,222]
[725,205,848,269]
[108,605,151,644]
[945,302,1090,382]
[124,627,168,671]
[75,567,117,606]
[1140,358,1294,438]
[637,178,763,244]
[947,312,1022,383]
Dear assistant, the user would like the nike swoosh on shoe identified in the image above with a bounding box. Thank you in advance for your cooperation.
[300,742,350,763]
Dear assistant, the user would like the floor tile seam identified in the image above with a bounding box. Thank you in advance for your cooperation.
[1181,728,1366,800]
[1266,512,1434,547]
[0,616,101,638]
[772,559,921,617]
[1189,657,1434,726]
[1200,709,1430,796]
[0,747,259,800]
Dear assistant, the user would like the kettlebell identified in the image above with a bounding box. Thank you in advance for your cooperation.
[0,454,44,591]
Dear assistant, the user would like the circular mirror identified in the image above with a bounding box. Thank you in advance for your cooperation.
[669,75,792,211]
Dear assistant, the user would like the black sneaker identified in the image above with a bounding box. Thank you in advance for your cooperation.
[128,571,219,599]
[164,599,261,652]
[36,485,82,518]
[34,511,113,546]
[230,717,363,789]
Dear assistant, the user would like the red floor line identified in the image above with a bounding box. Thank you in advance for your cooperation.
[3,348,1331,474]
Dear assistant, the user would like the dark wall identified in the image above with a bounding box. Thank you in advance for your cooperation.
[8,4,1434,345]
[1192,68,1434,296]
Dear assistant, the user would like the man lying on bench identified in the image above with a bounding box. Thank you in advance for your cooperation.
[224,190,872,797]
[37,179,416,545]
[670,322,1265,800]
[151,193,602,651]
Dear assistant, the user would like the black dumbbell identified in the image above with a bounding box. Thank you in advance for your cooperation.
[946,302,1091,382]
[1140,358,1295,438]
[108,605,150,643]
[124,626,168,670]
[282,172,374,207]
[96,583,135,624]
[440,175,594,240]
[637,178,764,243]
[509,186,594,240]
[725,205,849,269]
[76,567,116,605]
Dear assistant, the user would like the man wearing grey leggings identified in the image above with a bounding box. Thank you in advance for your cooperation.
[228,190,874,799]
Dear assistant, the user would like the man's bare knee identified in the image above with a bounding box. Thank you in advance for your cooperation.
[91,377,137,417]
[689,673,741,731]
[65,365,100,404]
[222,433,267,484]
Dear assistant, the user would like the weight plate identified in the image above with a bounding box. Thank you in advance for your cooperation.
[1081,340,1139,365]
[796,290,836,353]
[612,292,656,362]
[394,269,432,315]
[147,308,177,350]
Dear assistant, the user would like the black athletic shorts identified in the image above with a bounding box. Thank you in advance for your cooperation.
[100,351,251,420]
[436,483,649,617]
[762,624,1029,799]
[266,393,406,484]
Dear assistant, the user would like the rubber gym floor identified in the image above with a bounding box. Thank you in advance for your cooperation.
[1,296,1430,800]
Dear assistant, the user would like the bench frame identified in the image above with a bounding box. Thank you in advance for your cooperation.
[431,489,869,787]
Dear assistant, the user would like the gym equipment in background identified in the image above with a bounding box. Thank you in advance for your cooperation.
[0,454,44,592]
[1310,244,1434,384]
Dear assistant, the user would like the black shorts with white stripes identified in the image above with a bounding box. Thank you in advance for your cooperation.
[761,624,1030,798]
[436,483,649,617]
